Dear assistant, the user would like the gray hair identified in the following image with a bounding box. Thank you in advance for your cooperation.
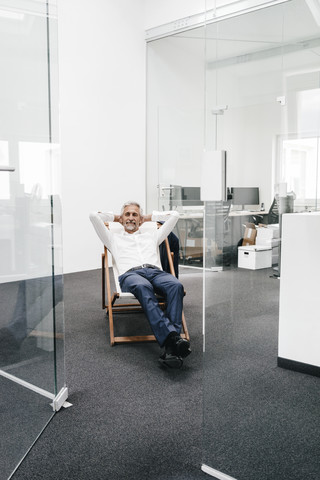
[120,201,143,216]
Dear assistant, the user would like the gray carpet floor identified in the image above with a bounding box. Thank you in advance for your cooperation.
[202,268,320,480]
[3,266,319,480]
[10,268,205,480]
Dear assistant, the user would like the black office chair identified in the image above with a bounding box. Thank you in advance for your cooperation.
[267,196,279,224]
[251,196,279,225]
[159,230,180,278]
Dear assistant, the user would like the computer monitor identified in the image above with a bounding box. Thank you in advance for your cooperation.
[229,187,260,210]
[181,187,203,206]
[169,185,204,207]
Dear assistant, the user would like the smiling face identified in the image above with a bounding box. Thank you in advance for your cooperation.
[120,204,142,234]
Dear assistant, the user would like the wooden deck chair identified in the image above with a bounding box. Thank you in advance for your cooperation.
[101,221,190,346]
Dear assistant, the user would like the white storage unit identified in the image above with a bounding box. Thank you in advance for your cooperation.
[238,245,272,270]
[278,212,320,368]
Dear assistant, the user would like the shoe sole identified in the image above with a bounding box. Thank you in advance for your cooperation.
[158,355,183,369]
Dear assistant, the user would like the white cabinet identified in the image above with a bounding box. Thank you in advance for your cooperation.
[278,212,320,368]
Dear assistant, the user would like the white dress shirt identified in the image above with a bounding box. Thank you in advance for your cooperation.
[89,210,179,276]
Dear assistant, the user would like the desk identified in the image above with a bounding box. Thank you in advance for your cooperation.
[229,210,267,217]
[179,210,267,219]
[176,210,269,265]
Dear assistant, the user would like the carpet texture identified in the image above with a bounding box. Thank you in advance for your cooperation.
[6,266,320,480]
[11,268,205,480]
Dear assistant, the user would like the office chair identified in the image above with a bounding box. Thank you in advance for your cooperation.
[251,196,279,225]
[267,196,279,224]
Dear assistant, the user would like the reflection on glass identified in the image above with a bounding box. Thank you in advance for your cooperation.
[0,1,65,478]
[19,142,61,197]
[0,141,10,199]
[280,136,320,210]
[202,1,320,480]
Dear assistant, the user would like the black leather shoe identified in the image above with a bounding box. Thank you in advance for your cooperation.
[164,332,191,359]
[174,338,191,359]
[158,352,183,369]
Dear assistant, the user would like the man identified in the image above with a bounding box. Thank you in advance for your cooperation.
[89,201,191,368]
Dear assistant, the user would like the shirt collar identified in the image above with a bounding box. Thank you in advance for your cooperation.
[123,229,141,236]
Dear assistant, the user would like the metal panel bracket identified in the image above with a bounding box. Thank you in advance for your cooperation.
[51,387,72,412]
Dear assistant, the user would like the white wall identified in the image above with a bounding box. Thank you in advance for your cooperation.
[58,0,277,274]
[58,0,146,273]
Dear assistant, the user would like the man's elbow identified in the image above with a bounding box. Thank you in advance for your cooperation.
[89,212,97,222]
[89,211,101,225]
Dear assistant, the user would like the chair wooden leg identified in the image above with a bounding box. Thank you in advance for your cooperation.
[102,253,106,309]
[108,305,115,346]
[103,247,116,346]
[181,311,190,341]
[106,279,115,346]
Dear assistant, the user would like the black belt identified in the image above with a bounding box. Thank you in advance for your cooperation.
[127,264,159,272]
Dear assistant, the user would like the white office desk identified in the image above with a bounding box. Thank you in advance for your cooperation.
[179,212,204,219]
[179,209,267,219]
[229,210,267,217]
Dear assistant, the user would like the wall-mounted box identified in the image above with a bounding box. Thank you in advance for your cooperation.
[201,150,226,201]
[238,245,272,270]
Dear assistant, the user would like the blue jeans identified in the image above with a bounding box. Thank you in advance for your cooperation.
[119,267,184,347]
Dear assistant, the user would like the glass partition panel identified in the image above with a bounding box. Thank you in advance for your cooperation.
[0,1,65,478]
[147,2,320,478]
[158,105,205,267]
[146,25,206,268]
[202,1,320,480]
[276,0,320,458]
[275,0,320,213]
